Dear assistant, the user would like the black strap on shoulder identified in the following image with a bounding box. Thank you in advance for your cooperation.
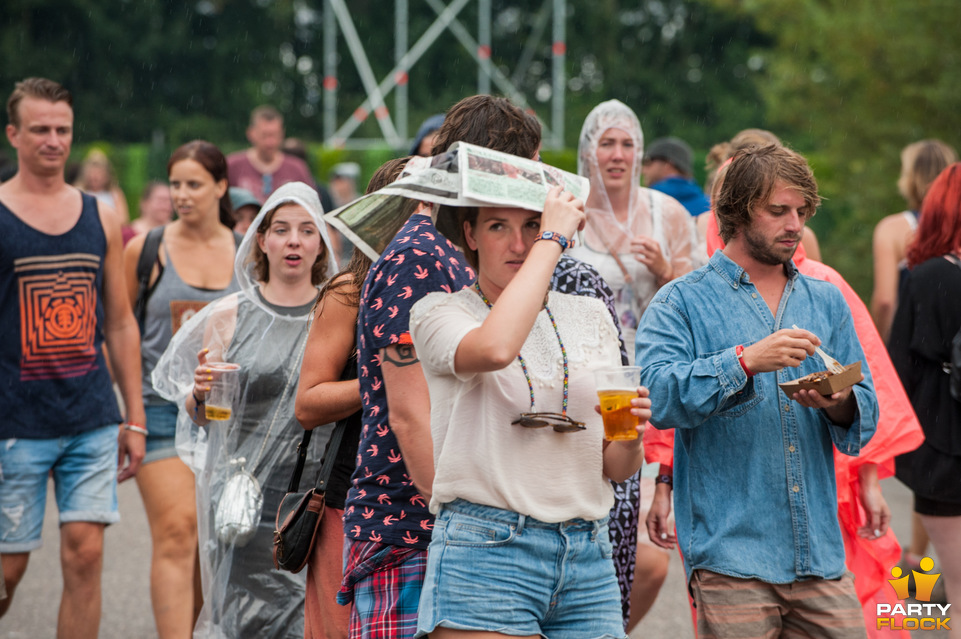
[134,226,165,333]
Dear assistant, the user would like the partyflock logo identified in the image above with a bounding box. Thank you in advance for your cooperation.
[877,556,951,631]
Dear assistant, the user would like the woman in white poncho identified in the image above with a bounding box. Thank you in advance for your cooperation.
[152,182,338,638]
[571,100,698,630]
[570,99,698,356]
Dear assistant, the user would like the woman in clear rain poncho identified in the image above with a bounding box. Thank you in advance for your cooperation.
[152,181,338,638]
[570,99,698,356]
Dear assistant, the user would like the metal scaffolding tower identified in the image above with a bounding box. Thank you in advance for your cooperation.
[322,0,567,150]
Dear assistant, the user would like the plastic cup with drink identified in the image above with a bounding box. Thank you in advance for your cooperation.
[593,366,641,441]
[205,362,242,421]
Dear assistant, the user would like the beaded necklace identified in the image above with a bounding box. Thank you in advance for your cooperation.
[473,281,570,415]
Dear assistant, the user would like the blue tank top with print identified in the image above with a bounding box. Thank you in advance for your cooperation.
[0,193,122,439]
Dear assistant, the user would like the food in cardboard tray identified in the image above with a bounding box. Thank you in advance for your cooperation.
[795,370,832,384]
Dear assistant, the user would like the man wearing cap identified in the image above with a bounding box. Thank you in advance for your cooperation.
[328,162,360,210]
[228,186,261,235]
[642,136,711,216]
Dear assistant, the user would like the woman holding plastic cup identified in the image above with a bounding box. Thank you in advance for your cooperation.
[409,187,651,638]
[152,182,338,638]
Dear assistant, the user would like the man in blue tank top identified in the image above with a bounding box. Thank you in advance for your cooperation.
[0,78,147,637]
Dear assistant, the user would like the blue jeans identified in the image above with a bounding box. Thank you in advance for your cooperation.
[416,499,626,639]
[143,401,179,464]
[0,424,120,552]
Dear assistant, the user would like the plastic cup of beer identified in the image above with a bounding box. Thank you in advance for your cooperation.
[205,362,241,421]
[593,366,641,441]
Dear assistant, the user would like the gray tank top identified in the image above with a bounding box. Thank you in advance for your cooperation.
[141,246,240,403]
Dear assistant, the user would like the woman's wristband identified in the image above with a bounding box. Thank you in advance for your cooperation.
[655,474,673,486]
[192,390,206,421]
[534,231,574,250]
[123,423,149,436]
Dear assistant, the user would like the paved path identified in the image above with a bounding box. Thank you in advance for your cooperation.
[1,477,949,637]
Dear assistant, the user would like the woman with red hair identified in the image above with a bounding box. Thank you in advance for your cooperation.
[890,162,961,629]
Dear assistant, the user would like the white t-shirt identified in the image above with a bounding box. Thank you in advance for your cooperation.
[410,288,622,523]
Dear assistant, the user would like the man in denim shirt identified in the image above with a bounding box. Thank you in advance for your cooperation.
[636,144,877,638]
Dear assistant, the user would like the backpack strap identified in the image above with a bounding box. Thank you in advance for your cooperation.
[133,228,242,334]
[134,226,166,333]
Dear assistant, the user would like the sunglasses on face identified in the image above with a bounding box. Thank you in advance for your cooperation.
[512,412,586,433]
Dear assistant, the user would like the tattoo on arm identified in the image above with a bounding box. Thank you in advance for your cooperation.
[382,344,420,367]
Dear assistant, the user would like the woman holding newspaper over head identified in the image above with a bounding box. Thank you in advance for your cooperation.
[151,182,338,638]
[407,179,651,638]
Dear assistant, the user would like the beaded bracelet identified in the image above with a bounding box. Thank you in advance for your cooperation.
[534,230,574,250]
[123,423,149,436]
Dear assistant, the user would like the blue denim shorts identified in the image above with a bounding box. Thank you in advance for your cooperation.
[0,424,120,552]
[416,499,627,639]
[143,402,179,464]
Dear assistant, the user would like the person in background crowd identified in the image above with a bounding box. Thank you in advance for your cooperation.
[227,105,315,202]
[701,128,822,263]
[123,140,241,639]
[571,99,699,629]
[75,147,130,222]
[123,180,173,245]
[229,186,262,235]
[295,157,410,639]
[328,162,360,210]
[571,100,698,353]
[641,136,711,216]
[409,113,445,156]
[871,139,957,343]
[154,181,338,638]
[0,76,146,638]
[282,137,336,213]
[638,144,877,638]
[872,138,955,593]
[890,163,961,636]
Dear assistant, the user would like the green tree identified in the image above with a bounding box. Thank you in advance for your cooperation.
[704,0,961,296]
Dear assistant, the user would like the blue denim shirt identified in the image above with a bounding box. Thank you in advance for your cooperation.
[635,251,878,584]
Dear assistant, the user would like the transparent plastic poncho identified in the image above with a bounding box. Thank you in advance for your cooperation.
[152,182,338,638]
[571,100,699,350]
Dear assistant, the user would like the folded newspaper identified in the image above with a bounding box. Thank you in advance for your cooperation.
[323,142,590,261]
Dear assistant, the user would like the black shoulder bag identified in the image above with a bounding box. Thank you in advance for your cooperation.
[272,421,347,573]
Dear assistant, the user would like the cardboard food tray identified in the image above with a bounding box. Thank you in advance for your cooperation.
[778,361,861,398]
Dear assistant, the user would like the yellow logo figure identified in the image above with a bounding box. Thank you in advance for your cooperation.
[888,556,942,602]
[888,565,911,600]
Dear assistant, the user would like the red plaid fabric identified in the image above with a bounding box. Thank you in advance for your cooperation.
[338,540,427,639]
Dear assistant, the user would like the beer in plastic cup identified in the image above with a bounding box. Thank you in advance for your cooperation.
[593,366,641,441]
[205,362,241,421]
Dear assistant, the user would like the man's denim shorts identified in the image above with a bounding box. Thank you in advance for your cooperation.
[415,499,627,639]
[143,402,179,464]
[0,424,120,552]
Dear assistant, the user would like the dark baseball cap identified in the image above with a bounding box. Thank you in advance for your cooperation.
[643,137,694,176]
